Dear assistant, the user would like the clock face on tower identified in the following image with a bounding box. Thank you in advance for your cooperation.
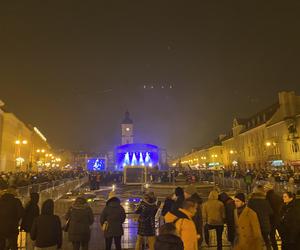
[126,127,130,131]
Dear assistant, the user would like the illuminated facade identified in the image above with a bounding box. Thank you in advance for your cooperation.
[0,102,51,172]
[172,91,300,170]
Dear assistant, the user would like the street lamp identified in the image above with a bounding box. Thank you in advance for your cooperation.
[266,142,271,147]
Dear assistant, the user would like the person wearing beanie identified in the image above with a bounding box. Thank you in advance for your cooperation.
[248,185,273,250]
[202,190,225,250]
[233,193,264,250]
[100,192,126,250]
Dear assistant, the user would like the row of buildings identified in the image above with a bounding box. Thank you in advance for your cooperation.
[0,100,64,172]
[172,91,300,171]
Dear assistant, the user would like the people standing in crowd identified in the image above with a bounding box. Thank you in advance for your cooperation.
[154,223,184,250]
[233,193,264,250]
[279,191,300,250]
[30,199,62,250]
[21,193,40,250]
[65,197,94,250]
[202,190,225,250]
[264,183,283,250]
[100,191,126,250]
[218,192,235,245]
[135,192,159,250]
[0,187,24,250]
[166,198,198,250]
[190,192,203,248]
[248,185,273,250]
[244,171,253,194]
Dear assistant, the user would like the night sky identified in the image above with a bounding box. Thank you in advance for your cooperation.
[1,1,300,156]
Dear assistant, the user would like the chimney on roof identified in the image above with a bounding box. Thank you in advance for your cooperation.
[278,91,297,118]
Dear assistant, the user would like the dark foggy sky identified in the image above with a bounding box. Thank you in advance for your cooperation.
[1,1,300,156]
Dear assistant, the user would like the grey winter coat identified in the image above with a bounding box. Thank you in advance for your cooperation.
[65,200,94,242]
[100,197,126,238]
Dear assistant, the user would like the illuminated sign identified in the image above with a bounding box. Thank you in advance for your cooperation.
[87,158,106,171]
[34,127,47,141]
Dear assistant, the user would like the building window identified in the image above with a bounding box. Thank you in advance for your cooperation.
[292,143,300,153]
[263,114,266,122]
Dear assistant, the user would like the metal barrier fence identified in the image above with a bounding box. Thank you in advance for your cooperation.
[17,176,88,206]
[214,176,300,194]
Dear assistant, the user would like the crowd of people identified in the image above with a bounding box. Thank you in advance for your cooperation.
[2,170,300,250]
[0,170,87,190]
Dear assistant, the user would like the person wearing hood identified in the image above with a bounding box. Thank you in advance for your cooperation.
[0,187,24,250]
[65,197,94,250]
[21,192,40,250]
[30,199,62,250]
[135,192,159,250]
[218,192,235,245]
[233,193,264,250]
[155,222,184,250]
[202,190,225,250]
[247,185,273,250]
[100,191,126,250]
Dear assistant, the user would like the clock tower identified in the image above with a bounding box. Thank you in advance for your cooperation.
[121,111,133,145]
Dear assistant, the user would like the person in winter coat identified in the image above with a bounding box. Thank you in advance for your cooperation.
[161,194,174,217]
[202,190,225,250]
[164,198,198,250]
[100,191,126,250]
[279,191,300,250]
[135,192,159,250]
[155,222,183,250]
[233,193,264,250]
[21,192,40,250]
[218,192,235,245]
[248,185,273,250]
[190,192,203,248]
[65,197,94,250]
[171,187,185,212]
[0,187,24,250]
[164,187,185,221]
[265,183,283,250]
[30,199,62,250]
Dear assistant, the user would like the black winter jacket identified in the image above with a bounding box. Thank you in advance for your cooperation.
[248,192,273,233]
[266,190,283,226]
[155,234,184,250]
[30,214,62,248]
[100,197,126,238]
[279,200,300,245]
[21,201,40,232]
[0,193,24,236]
